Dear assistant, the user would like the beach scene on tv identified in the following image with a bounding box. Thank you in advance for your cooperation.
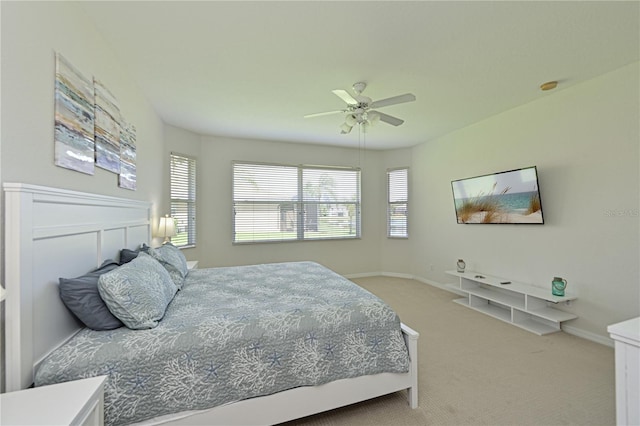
[452,167,544,224]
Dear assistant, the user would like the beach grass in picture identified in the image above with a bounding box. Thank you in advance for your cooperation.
[54,53,95,175]
[452,166,544,224]
[94,78,121,173]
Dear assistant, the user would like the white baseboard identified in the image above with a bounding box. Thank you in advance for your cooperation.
[344,272,381,279]
[380,271,415,280]
[349,271,614,348]
[561,325,614,347]
[344,271,414,280]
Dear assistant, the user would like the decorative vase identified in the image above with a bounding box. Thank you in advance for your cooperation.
[456,259,466,273]
[552,276,567,297]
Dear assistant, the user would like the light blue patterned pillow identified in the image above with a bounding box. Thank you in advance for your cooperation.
[98,252,177,329]
[147,244,188,289]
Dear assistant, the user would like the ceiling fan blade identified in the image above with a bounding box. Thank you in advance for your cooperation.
[370,93,416,109]
[375,111,405,126]
[332,89,359,106]
[304,109,345,118]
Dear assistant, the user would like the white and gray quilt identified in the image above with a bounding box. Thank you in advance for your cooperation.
[35,261,410,426]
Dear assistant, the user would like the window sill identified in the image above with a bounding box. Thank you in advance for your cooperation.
[177,244,196,250]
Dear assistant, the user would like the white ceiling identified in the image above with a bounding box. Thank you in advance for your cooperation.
[78,1,639,150]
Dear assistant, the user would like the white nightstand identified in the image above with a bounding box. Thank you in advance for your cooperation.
[0,376,107,426]
[186,260,199,270]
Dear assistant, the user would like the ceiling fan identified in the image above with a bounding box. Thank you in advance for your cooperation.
[304,82,416,134]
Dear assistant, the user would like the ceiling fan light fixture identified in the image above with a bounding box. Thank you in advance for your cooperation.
[340,123,353,134]
[368,111,381,125]
[345,114,358,126]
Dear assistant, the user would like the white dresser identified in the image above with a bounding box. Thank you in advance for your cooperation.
[0,376,106,426]
[608,317,640,426]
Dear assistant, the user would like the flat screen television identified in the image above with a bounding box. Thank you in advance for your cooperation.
[451,166,544,224]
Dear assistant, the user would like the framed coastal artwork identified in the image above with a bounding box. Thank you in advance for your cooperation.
[53,53,136,190]
[54,53,95,175]
[94,78,121,173]
[119,121,137,190]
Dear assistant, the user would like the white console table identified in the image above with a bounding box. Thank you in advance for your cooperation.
[446,271,577,335]
[608,317,640,426]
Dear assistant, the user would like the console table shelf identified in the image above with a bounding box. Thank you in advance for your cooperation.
[446,270,577,335]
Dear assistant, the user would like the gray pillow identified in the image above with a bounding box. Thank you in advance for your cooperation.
[118,244,150,265]
[147,244,188,289]
[98,252,177,329]
[59,260,124,331]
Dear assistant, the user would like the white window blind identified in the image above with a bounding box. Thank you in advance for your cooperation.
[387,167,408,238]
[233,162,360,243]
[170,153,196,247]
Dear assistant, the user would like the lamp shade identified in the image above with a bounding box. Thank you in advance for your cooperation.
[158,215,177,243]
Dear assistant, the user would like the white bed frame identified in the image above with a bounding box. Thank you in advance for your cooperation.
[3,183,419,425]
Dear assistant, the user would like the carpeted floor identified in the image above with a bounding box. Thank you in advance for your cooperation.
[281,276,615,426]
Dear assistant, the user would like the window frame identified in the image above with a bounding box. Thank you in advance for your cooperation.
[232,161,361,244]
[170,152,197,248]
[387,167,409,239]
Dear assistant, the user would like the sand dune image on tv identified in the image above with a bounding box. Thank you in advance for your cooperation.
[451,166,544,224]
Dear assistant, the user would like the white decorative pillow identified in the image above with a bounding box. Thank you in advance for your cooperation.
[147,243,189,289]
[98,252,177,329]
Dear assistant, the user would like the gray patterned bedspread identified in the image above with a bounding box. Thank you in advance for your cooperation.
[35,261,410,426]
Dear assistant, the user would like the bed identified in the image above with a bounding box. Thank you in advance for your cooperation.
[3,183,419,426]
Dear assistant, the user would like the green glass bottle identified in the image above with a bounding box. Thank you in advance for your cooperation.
[552,277,567,297]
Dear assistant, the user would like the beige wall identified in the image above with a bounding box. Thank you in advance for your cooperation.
[408,62,639,342]
[1,2,164,212]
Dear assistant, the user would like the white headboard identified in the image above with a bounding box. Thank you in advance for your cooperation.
[3,183,151,391]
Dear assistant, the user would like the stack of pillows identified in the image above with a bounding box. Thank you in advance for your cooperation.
[59,243,190,330]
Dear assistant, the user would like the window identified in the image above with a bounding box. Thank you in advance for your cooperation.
[170,153,196,247]
[387,167,408,238]
[233,162,360,243]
